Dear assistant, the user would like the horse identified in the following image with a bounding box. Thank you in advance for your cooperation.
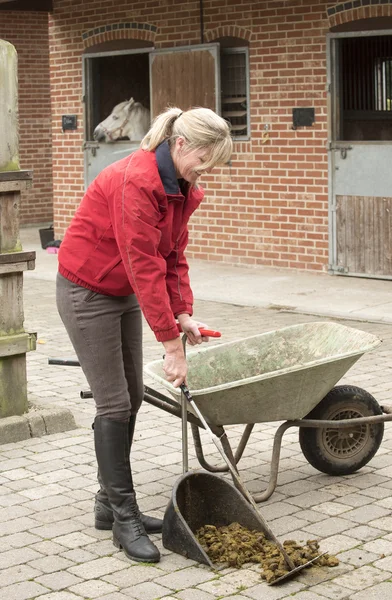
[93,98,150,143]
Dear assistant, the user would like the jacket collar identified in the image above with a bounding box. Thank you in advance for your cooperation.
[155,140,181,195]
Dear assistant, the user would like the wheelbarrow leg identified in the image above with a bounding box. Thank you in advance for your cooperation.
[191,423,254,472]
[191,418,298,504]
[253,421,295,503]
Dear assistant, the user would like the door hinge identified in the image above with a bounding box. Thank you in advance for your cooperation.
[329,264,349,274]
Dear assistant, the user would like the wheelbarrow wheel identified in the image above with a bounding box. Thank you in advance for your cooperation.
[299,385,384,476]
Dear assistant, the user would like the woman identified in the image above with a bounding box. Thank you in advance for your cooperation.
[56,106,232,564]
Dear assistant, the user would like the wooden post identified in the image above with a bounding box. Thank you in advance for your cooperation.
[0,40,36,418]
[0,40,19,172]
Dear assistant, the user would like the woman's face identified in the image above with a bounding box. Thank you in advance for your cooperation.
[172,137,212,184]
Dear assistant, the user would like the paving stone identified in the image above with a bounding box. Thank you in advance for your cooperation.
[23,494,72,511]
[27,554,75,573]
[241,577,304,599]
[34,571,83,591]
[154,566,215,590]
[364,538,392,555]
[68,556,128,579]
[343,505,390,524]
[3,531,42,551]
[94,594,133,600]
[59,548,98,563]
[303,517,354,537]
[0,546,43,569]
[280,592,332,599]
[33,468,82,485]
[337,565,389,590]
[87,592,130,600]
[372,553,392,571]
[211,571,261,596]
[154,552,196,572]
[310,580,352,599]
[19,483,68,500]
[177,589,216,600]
[0,580,50,600]
[29,540,67,555]
[350,581,392,599]
[121,581,172,600]
[35,592,83,600]
[53,531,98,549]
[103,564,164,587]
[345,525,386,541]
[31,505,84,524]
[0,564,42,588]
[30,519,83,539]
[337,547,380,567]
[69,578,117,597]
[197,576,240,597]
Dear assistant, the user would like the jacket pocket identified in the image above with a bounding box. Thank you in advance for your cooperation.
[94,255,122,282]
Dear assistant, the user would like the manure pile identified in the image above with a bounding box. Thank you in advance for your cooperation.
[196,522,339,584]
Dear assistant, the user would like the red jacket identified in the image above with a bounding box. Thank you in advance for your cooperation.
[58,142,204,342]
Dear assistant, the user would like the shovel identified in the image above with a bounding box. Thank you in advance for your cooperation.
[162,329,323,583]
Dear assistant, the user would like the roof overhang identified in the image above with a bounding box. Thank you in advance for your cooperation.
[0,0,52,11]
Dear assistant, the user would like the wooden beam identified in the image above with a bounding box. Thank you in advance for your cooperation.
[0,332,37,359]
[0,251,35,265]
[0,171,33,182]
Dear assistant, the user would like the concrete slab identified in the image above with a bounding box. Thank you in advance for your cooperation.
[0,406,77,445]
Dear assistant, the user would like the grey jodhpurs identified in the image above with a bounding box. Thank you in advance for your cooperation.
[56,273,144,420]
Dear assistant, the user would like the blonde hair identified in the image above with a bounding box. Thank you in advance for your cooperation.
[141,106,232,172]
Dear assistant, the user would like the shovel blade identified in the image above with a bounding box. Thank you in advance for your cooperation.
[163,471,282,567]
[268,553,326,585]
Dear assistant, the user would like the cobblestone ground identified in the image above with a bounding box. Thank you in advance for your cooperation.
[1,269,392,599]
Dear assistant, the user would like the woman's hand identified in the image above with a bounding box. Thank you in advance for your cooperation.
[162,338,187,388]
[177,313,210,345]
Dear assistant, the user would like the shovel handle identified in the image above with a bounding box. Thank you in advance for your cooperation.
[176,324,221,338]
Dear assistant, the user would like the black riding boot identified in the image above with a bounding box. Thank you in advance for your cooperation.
[93,416,160,563]
[94,416,163,533]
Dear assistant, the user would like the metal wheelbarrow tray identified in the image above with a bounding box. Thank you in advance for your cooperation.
[144,321,392,501]
[146,321,379,424]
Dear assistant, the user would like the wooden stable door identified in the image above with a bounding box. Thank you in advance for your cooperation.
[149,44,220,118]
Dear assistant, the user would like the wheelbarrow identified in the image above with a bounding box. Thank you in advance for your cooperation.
[49,321,391,582]
[144,321,389,496]
[143,321,392,578]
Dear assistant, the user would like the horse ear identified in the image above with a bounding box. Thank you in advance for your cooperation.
[126,98,135,112]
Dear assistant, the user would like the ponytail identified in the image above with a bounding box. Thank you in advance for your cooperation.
[141,107,183,151]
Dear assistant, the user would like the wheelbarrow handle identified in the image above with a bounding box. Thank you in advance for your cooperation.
[176,324,221,338]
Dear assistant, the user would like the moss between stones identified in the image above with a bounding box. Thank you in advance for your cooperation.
[196,522,339,584]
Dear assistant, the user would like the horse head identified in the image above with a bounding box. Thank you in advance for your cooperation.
[93,98,150,143]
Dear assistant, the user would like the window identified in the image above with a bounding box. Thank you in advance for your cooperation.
[220,45,250,139]
[375,57,392,111]
[338,35,392,140]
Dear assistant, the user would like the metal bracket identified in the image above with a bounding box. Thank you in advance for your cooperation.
[339,146,352,159]
[83,141,100,157]
[330,264,349,274]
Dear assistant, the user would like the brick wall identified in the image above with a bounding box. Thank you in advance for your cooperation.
[47,0,391,271]
[0,11,53,225]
